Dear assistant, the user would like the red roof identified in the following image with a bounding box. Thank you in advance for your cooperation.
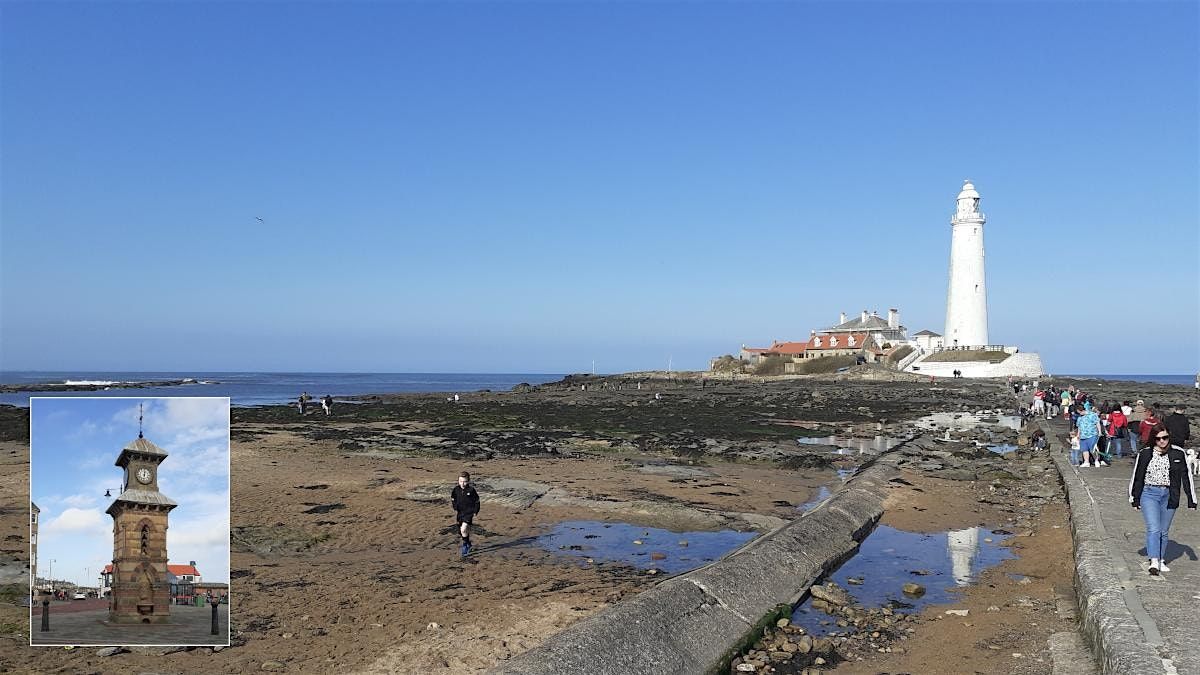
[807,332,872,350]
[101,563,199,576]
[766,341,808,355]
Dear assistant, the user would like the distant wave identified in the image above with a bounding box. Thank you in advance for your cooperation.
[63,380,119,386]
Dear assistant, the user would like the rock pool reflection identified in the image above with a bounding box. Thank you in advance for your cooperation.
[795,435,903,455]
[535,520,757,575]
[791,525,1015,635]
[913,412,1023,432]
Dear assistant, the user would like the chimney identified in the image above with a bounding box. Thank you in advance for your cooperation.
[888,308,898,328]
[861,310,868,323]
[189,561,196,567]
[871,310,878,318]
[839,312,846,324]
[810,329,816,336]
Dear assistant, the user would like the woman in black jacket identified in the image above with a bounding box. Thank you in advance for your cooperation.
[1129,424,1197,575]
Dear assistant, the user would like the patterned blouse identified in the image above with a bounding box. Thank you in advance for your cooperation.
[1145,452,1171,487]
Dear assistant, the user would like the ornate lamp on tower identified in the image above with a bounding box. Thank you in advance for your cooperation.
[104,405,177,624]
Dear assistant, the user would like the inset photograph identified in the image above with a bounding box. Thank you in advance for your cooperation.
[29,397,230,646]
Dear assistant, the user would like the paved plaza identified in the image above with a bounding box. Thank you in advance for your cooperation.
[30,603,228,646]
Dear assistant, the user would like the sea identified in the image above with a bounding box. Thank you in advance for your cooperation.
[1066,374,1196,386]
[0,371,1192,408]
[0,372,565,407]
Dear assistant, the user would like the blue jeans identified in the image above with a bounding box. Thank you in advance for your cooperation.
[1107,435,1126,458]
[1127,428,1141,454]
[1140,486,1176,560]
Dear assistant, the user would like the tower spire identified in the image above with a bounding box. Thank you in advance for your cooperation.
[138,403,144,438]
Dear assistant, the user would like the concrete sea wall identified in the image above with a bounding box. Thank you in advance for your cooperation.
[490,452,902,675]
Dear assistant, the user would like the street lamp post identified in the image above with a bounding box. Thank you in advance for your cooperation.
[48,559,54,593]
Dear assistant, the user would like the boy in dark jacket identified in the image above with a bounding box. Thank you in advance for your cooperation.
[451,471,480,557]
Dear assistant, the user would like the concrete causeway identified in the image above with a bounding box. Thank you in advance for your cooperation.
[1049,417,1199,674]
[491,445,903,674]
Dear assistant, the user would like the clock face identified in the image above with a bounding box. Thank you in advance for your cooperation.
[136,468,152,485]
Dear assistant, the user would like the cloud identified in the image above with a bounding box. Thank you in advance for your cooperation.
[167,510,230,582]
[149,399,229,434]
[43,507,107,534]
[66,420,99,440]
[163,444,229,480]
[63,494,98,509]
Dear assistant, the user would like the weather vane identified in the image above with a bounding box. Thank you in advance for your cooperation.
[138,403,144,438]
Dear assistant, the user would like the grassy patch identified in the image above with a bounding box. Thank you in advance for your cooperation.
[791,355,858,374]
[884,345,913,366]
[922,350,1010,363]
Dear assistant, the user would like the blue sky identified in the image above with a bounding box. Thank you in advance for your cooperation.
[1,2,1196,374]
[30,398,230,586]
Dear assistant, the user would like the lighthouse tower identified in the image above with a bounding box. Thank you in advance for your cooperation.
[944,180,989,347]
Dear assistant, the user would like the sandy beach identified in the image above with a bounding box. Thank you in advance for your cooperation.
[0,374,1196,673]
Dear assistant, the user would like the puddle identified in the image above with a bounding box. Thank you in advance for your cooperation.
[795,435,904,455]
[798,486,832,513]
[535,520,757,575]
[988,444,1018,455]
[912,412,1023,432]
[790,525,1016,635]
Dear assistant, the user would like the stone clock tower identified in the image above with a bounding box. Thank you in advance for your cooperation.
[105,427,177,624]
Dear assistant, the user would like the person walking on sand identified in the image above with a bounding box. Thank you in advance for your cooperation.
[321,395,333,416]
[1129,425,1197,575]
[451,471,480,557]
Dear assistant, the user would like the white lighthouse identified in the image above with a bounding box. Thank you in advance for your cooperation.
[944,180,989,347]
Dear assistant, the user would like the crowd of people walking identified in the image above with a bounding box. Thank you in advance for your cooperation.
[1031,383,1196,577]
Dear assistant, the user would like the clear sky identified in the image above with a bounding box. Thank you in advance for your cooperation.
[1,2,1196,374]
[30,397,230,587]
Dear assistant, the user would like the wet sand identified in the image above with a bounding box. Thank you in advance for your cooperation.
[0,375,1191,673]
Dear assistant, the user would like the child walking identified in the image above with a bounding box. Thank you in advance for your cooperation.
[451,471,480,557]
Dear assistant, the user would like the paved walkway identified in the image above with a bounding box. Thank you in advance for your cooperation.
[30,604,228,646]
[1048,417,1199,674]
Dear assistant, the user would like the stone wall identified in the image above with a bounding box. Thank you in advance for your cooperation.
[491,451,904,674]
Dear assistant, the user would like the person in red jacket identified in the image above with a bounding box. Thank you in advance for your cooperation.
[1108,406,1129,458]
[1139,408,1161,447]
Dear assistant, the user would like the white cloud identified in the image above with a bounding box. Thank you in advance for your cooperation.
[43,507,107,534]
[164,444,229,480]
[63,494,98,509]
[167,510,230,583]
[150,399,229,434]
[66,420,99,440]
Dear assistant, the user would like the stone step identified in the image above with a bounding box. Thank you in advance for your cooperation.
[1048,632,1099,675]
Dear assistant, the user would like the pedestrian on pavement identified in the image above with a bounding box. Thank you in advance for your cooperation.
[1129,425,1197,575]
[1107,405,1129,459]
[1139,407,1162,447]
[451,471,480,557]
[1076,404,1106,467]
[1163,405,1191,448]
